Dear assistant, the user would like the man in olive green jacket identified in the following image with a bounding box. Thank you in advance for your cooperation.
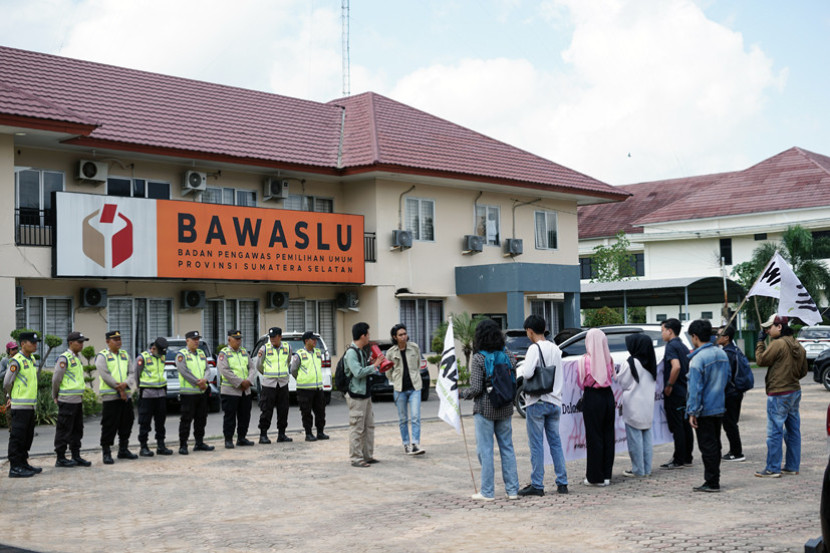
[385,323,425,455]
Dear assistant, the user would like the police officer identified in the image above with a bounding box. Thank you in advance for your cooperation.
[289,331,328,442]
[4,332,42,477]
[136,337,172,457]
[217,329,256,449]
[96,330,137,465]
[256,327,292,444]
[176,330,215,455]
[52,331,92,468]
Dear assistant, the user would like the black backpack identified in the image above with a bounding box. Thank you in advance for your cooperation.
[482,349,516,409]
[334,345,359,394]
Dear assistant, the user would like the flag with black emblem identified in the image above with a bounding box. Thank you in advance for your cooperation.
[747,252,821,325]
[436,319,461,433]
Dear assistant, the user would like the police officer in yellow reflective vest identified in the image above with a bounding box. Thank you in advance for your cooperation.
[96,330,137,465]
[136,337,172,457]
[217,329,257,449]
[52,331,92,468]
[4,332,42,478]
[175,330,215,455]
[256,326,292,444]
[289,331,328,442]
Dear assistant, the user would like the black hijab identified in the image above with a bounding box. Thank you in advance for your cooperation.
[625,333,657,383]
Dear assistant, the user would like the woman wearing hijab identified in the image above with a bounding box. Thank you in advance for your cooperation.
[578,328,615,486]
[616,333,657,477]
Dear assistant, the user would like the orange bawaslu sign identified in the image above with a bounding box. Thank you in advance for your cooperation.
[155,201,364,283]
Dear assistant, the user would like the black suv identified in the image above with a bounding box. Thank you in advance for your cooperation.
[365,340,431,401]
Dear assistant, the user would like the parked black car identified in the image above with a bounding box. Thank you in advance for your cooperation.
[365,340,430,401]
[813,349,830,391]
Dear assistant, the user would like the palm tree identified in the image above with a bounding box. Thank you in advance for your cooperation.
[430,312,488,371]
[731,225,830,324]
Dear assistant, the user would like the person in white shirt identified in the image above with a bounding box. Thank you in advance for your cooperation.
[616,333,657,477]
[517,315,569,496]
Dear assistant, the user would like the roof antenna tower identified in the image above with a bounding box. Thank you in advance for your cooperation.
[341,0,351,96]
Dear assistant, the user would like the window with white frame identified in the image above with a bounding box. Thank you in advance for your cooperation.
[202,187,257,207]
[203,299,260,353]
[17,296,73,366]
[534,210,558,250]
[107,177,170,199]
[405,198,435,241]
[475,204,500,246]
[286,300,336,354]
[14,168,64,226]
[400,298,443,353]
[283,195,333,213]
[108,298,173,357]
[530,300,560,336]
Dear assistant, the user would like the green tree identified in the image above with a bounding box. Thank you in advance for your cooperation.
[430,313,487,375]
[591,230,637,283]
[582,306,624,327]
[731,225,830,323]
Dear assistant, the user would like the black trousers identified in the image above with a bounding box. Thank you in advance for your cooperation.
[722,393,744,456]
[221,393,252,440]
[695,416,723,487]
[54,402,84,456]
[7,409,36,467]
[179,392,209,446]
[258,385,290,434]
[100,398,134,449]
[665,392,695,464]
[296,388,326,434]
[138,393,168,444]
[583,386,615,483]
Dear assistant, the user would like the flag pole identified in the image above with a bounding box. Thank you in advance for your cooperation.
[458,399,478,494]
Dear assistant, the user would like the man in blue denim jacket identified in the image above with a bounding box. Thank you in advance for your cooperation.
[686,319,730,493]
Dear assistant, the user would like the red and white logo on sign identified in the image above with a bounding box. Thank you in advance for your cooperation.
[82,204,134,268]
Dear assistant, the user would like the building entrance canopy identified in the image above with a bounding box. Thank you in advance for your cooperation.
[580,276,746,311]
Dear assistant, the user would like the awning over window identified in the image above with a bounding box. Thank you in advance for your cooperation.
[580,276,746,310]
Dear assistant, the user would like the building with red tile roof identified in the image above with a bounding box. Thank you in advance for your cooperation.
[0,45,622,360]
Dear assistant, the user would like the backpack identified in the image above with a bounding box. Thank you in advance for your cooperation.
[482,350,516,409]
[732,347,754,393]
[334,345,359,394]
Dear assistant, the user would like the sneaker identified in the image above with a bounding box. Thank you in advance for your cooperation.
[517,484,544,497]
[410,444,425,455]
[604,479,611,486]
[470,493,494,501]
[583,478,609,487]
[622,469,636,477]
[660,461,684,470]
[781,468,800,475]
[403,444,412,454]
[722,453,746,462]
[506,494,519,500]
[557,484,569,494]
[693,483,720,492]
[683,462,693,467]
[755,469,781,478]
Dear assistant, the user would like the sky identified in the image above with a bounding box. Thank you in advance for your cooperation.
[1,0,828,185]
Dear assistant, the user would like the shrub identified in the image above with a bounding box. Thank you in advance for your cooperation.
[82,388,102,417]
[36,370,58,425]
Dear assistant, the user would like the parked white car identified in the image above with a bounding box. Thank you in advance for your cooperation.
[798,325,830,365]
[251,331,333,404]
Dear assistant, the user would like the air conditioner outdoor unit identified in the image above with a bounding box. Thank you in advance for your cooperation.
[336,292,359,311]
[392,229,413,250]
[263,178,289,201]
[182,171,207,194]
[77,160,108,183]
[504,238,523,256]
[267,291,289,310]
[463,234,484,253]
[181,290,206,309]
[81,287,108,308]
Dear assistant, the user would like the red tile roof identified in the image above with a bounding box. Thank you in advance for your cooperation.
[578,147,830,239]
[0,46,626,202]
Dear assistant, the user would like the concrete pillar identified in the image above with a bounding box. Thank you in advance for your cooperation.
[506,291,525,329]
[564,291,581,328]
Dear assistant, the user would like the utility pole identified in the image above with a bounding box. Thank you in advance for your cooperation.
[341,0,350,97]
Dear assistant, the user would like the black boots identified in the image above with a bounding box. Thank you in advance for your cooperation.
[139,443,155,457]
[179,444,189,455]
[156,441,173,455]
[72,453,92,467]
[277,433,293,443]
[55,453,77,468]
[102,447,114,465]
[194,442,215,451]
[259,432,272,444]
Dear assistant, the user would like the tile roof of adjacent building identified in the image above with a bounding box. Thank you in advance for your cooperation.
[0,46,627,202]
[578,147,830,239]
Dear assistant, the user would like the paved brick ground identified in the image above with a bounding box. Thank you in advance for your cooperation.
[0,375,826,552]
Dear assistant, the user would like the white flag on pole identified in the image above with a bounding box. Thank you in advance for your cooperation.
[436,320,461,433]
[746,252,822,325]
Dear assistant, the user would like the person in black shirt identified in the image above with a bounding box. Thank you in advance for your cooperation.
[660,318,694,469]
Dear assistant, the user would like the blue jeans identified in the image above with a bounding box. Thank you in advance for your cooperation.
[393,389,421,445]
[625,424,653,476]
[765,390,801,473]
[474,413,519,498]
[525,401,568,488]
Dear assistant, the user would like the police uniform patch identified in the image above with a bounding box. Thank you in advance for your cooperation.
[136,357,144,366]
[10,364,16,373]
[218,353,226,362]
[177,354,184,362]
[59,359,67,369]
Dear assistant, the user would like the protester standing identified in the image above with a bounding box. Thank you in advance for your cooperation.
[343,323,383,467]
[578,328,616,486]
[616,333,657,478]
[717,325,747,462]
[463,319,519,501]
[52,331,92,467]
[660,318,695,469]
[385,323,425,455]
[517,314,568,496]
[754,315,808,478]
